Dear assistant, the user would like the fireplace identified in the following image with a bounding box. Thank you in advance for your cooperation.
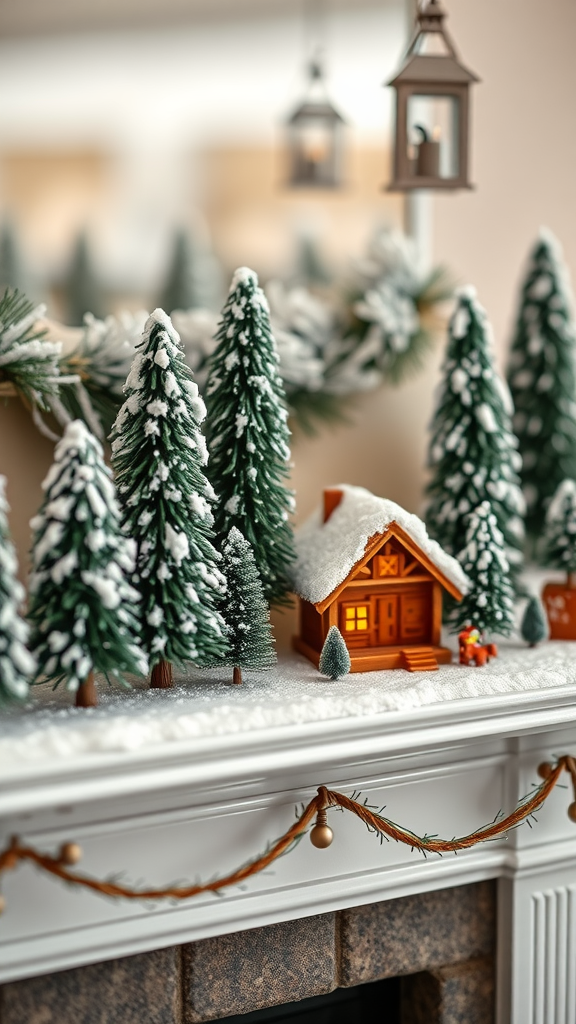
[0,882,495,1024]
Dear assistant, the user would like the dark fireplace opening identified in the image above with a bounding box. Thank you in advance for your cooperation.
[220,977,401,1024]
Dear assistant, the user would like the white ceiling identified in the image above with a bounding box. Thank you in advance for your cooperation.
[0,0,388,38]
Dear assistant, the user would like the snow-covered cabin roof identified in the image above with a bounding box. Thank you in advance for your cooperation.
[291,485,469,608]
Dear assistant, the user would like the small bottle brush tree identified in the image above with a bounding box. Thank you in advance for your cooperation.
[220,527,276,685]
[426,287,525,586]
[111,309,228,688]
[28,420,147,707]
[0,476,35,705]
[205,267,296,605]
[541,479,576,584]
[507,230,576,540]
[521,595,548,647]
[319,626,350,680]
[450,501,515,638]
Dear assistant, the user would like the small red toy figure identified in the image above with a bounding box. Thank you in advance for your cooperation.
[458,625,498,667]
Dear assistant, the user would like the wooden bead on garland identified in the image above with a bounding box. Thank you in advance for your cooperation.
[310,807,333,849]
[59,842,83,866]
[537,762,553,780]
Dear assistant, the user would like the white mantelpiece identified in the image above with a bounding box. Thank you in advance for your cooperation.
[1,649,576,1024]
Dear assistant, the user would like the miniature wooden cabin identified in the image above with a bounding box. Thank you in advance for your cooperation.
[291,486,468,673]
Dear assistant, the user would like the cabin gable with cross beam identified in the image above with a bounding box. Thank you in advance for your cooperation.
[291,485,469,673]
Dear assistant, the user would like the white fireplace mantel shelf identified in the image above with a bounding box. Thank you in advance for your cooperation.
[2,647,576,1024]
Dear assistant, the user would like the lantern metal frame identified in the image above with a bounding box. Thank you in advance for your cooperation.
[286,60,346,189]
[386,0,479,191]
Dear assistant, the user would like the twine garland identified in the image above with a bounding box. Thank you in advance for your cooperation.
[0,756,574,913]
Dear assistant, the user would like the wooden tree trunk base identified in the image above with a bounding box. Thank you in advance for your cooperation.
[75,672,98,708]
[150,661,173,689]
[233,665,243,685]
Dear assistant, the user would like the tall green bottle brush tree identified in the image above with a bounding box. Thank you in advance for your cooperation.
[507,230,576,540]
[220,527,276,685]
[111,308,228,688]
[28,420,147,707]
[426,287,525,585]
[205,267,296,605]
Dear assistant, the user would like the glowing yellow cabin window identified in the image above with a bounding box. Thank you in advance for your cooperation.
[345,605,369,632]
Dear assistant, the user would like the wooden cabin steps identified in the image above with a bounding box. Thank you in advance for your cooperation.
[401,647,439,672]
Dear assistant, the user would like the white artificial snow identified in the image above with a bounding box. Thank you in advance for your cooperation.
[165,523,189,565]
[475,403,498,433]
[147,399,168,418]
[451,306,470,340]
[154,348,170,369]
[51,550,78,584]
[292,485,469,605]
[235,413,248,437]
[225,495,241,515]
[3,635,576,770]
[80,571,120,609]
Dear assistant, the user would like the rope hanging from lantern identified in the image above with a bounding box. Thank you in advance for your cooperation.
[0,757,574,915]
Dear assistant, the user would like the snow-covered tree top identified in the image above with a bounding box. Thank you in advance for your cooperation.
[546,479,576,524]
[292,485,470,605]
[51,418,103,468]
[230,267,259,292]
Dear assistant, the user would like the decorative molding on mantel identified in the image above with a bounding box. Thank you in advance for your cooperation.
[3,685,576,816]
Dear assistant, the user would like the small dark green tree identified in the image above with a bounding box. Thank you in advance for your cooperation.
[205,268,296,604]
[521,595,548,646]
[427,287,525,587]
[507,230,576,540]
[28,420,147,707]
[220,527,276,685]
[450,501,515,637]
[159,228,222,313]
[0,221,29,295]
[319,626,351,680]
[0,476,34,705]
[541,479,576,583]
[64,231,105,326]
[111,308,228,688]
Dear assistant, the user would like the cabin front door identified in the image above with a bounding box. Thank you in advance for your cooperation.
[377,595,399,644]
[376,587,431,646]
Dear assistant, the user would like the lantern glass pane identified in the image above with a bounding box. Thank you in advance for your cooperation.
[290,117,339,187]
[406,94,460,180]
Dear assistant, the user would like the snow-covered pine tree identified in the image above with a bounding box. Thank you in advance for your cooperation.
[220,526,276,684]
[0,476,34,705]
[426,287,525,585]
[28,420,147,707]
[450,501,515,637]
[319,625,350,679]
[205,268,296,605]
[541,479,576,583]
[111,308,228,688]
[521,595,548,646]
[507,230,576,540]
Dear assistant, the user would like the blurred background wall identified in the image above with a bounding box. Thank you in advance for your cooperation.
[0,0,576,650]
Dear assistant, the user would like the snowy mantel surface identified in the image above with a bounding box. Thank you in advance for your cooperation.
[2,635,576,774]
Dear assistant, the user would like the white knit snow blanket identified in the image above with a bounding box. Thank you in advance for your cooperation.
[1,639,575,769]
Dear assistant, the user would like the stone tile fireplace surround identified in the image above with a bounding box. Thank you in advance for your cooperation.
[0,882,496,1023]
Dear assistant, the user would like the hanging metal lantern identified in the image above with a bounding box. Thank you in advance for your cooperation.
[386,0,479,191]
[287,60,345,189]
